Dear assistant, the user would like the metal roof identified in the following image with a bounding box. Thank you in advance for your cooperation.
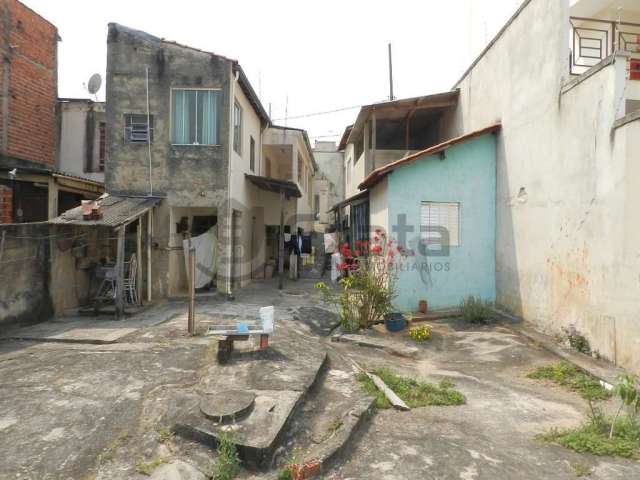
[358,123,502,190]
[50,194,160,227]
[245,174,301,198]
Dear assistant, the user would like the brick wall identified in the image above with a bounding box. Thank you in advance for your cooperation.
[0,185,12,223]
[1,0,58,167]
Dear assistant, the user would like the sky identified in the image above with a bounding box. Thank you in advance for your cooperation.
[24,0,524,143]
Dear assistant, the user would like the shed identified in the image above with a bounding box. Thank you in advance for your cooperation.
[50,194,161,317]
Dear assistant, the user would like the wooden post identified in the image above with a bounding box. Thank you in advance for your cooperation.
[371,111,377,169]
[188,246,196,334]
[115,226,125,319]
[278,189,285,290]
[47,177,58,220]
[136,217,143,306]
[146,210,152,303]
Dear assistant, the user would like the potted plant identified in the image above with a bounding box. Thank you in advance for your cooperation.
[419,299,428,314]
[384,311,406,332]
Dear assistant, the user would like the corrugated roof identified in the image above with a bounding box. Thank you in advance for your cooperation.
[245,174,301,198]
[358,123,502,190]
[50,194,160,227]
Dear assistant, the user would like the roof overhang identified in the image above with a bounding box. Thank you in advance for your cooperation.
[359,123,502,190]
[329,190,369,212]
[50,194,160,227]
[245,174,302,198]
[346,90,459,146]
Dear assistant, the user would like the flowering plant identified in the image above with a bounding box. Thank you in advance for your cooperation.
[316,230,403,331]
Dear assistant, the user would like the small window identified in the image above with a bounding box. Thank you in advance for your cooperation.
[124,114,154,143]
[98,122,106,172]
[249,136,255,171]
[297,154,303,184]
[420,202,460,247]
[172,89,220,145]
[233,101,242,154]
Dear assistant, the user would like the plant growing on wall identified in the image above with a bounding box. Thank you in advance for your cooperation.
[316,230,402,331]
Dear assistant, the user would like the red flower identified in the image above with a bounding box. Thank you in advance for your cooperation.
[371,245,382,255]
[387,250,395,257]
[355,240,362,247]
[336,262,348,271]
[354,250,361,256]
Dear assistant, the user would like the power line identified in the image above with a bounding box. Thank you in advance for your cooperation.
[272,104,362,121]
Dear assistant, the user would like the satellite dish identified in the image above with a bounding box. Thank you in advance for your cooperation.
[87,73,102,95]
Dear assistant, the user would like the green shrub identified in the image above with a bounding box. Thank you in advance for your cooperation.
[527,361,611,401]
[409,325,432,342]
[460,296,493,323]
[357,368,465,409]
[208,432,241,480]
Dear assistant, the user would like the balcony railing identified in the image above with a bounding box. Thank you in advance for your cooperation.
[570,16,640,75]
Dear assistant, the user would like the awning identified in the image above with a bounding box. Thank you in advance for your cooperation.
[329,190,369,212]
[245,174,301,198]
[50,194,161,227]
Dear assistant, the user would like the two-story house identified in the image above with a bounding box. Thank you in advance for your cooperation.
[106,24,315,298]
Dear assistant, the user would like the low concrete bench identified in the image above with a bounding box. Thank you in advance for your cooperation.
[206,325,271,364]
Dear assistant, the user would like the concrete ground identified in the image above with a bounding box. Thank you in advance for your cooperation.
[1,280,639,479]
[326,319,640,480]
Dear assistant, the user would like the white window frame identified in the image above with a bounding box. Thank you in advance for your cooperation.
[420,201,461,247]
[170,87,222,147]
[233,101,243,154]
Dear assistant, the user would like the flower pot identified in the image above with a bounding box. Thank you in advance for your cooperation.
[419,299,428,314]
[384,312,406,332]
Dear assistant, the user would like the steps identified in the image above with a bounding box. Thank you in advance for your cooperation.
[269,353,375,477]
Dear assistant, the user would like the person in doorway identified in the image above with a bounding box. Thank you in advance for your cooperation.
[294,227,304,279]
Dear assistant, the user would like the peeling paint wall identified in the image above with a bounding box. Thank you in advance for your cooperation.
[106,24,232,296]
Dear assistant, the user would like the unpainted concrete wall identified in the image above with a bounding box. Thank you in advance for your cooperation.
[0,223,53,329]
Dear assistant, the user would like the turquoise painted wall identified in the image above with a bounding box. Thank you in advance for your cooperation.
[386,133,496,311]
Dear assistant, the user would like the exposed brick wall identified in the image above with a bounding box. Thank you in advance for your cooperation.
[0,184,12,223]
[1,0,58,167]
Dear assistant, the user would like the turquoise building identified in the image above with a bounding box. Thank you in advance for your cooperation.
[362,125,499,312]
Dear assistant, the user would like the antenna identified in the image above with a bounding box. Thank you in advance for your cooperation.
[87,73,102,101]
[388,43,394,101]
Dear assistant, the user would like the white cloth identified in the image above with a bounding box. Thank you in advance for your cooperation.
[324,233,337,254]
[183,226,217,288]
[331,252,342,283]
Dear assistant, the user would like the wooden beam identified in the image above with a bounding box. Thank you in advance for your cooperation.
[278,189,285,290]
[115,226,126,319]
[47,177,58,220]
[147,210,152,303]
[136,217,143,306]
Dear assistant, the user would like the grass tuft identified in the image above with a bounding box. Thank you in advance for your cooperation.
[135,457,166,476]
[527,361,611,401]
[540,414,640,458]
[208,431,241,480]
[357,368,465,409]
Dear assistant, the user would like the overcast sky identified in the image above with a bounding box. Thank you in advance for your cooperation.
[25,0,523,143]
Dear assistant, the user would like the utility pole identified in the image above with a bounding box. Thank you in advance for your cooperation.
[388,43,394,101]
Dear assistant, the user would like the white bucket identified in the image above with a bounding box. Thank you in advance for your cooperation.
[260,306,275,333]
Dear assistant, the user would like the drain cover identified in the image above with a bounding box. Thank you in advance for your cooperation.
[200,390,255,422]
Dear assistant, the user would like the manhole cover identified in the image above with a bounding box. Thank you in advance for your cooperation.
[200,390,255,422]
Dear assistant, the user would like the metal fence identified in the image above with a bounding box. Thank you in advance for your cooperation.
[570,16,640,75]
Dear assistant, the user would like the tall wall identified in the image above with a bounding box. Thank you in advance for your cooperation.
[313,141,344,201]
[444,0,640,372]
[0,0,58,169]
